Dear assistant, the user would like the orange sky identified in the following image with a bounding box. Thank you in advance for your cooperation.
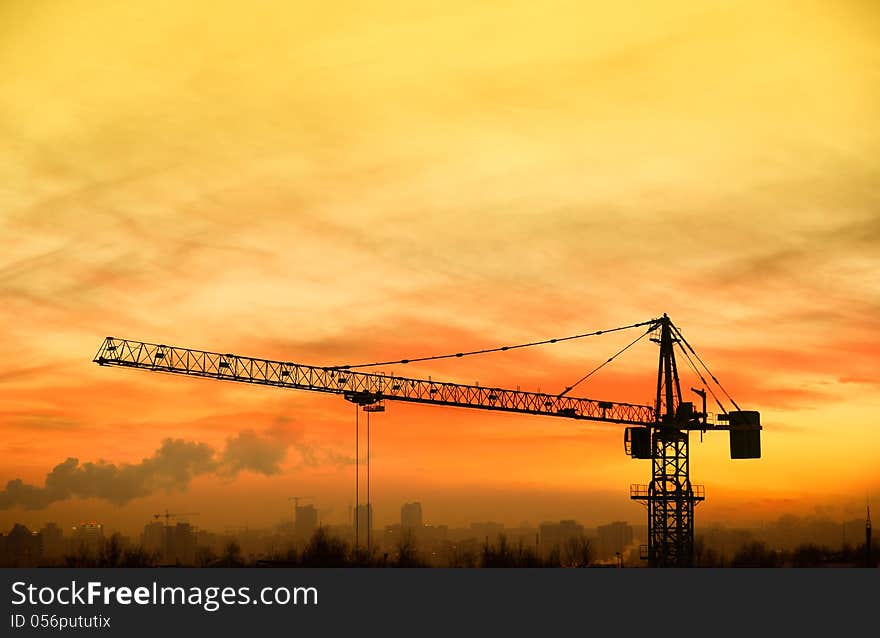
[1,0,878,535]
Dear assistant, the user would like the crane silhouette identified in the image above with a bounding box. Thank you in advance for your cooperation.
[95,314,760,567]
[152,510,200,525]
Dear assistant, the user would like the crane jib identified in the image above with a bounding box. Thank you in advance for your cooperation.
[92,336,657,426]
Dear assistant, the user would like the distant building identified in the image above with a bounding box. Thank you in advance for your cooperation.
[141,519,198,565]
[597,521,634,559]
[504,524,539,548]
[631,525,648,544]
[39,523,65,560]
[538,520,584,557]
[401,502,423,531]
[72,522,104,556]
[167,523,197,565]
[421,524,448,547]
[295,505,319,541]
[470,522,504,542]
[3,524,41,566]
[383,523,402,548]
[142,522,166,555]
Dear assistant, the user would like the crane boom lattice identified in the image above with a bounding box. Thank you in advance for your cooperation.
[94,338,656,425]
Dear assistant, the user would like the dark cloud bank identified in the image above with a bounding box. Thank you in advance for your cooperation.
[0,429,352,510]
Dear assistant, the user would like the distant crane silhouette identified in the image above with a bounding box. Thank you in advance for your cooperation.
[152,510,200,525]
[94,314,761,567]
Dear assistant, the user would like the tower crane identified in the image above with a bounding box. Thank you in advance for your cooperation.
[152,510,200,525]
[93,314,761,567]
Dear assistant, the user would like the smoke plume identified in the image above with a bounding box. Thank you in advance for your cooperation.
[0,427,351,510]
[219,429,287,476]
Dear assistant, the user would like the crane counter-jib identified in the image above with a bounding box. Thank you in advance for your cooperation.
[92,336,657,426]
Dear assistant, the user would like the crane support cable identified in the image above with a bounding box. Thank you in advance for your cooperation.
[328,318,660,370]
[673,337,728,415]
[557,327,654,398]
[670,323,741,412]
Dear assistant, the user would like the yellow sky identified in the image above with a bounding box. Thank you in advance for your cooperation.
[1,0,878,533]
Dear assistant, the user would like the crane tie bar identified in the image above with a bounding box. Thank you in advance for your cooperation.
[327,318,661,370]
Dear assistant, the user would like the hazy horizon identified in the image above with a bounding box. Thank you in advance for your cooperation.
[1,462,874,537]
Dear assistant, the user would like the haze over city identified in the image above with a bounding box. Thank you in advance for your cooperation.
[2,498,874,568]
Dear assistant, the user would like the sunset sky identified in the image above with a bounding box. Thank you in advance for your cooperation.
[1,0,878,536]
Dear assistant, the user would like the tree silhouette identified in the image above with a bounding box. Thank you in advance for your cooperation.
[300,527,349,567]
[216,541,245,567]
[395,529,423,567]
[563,535,594,567]
[731,541,783,567]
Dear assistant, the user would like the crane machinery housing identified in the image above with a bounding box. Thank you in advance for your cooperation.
[92,313,761,567]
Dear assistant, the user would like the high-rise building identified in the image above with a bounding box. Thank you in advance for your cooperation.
[167,523,197,565]
[72,522,104,555]
[4,524,41,566]
[142,521,166,555]
[401,502,423,531]
[39,523,65,560]
[597,521,634,559]
[295,504,319,540]
[538,520,584,557]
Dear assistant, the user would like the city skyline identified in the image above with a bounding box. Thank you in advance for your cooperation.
[0,492,873,541]
[1,502,874,568]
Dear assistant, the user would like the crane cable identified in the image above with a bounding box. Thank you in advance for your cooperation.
[673,337,728,416]
[556,326,654,398]
[327,318,660,371]
[670,323,741,412]
[354,403,359,550]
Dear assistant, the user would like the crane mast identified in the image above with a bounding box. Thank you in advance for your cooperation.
[93,314,760,567]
